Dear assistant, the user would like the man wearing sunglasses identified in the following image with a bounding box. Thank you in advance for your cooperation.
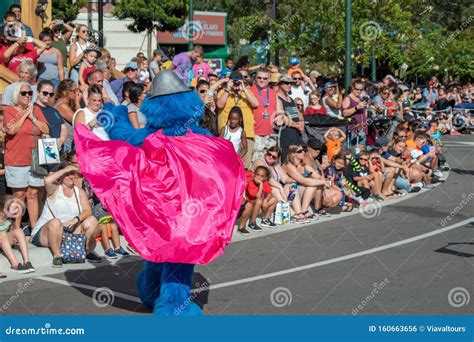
[35,80,68,153]
[250,68,284,162]
[288,71,316,109]
[110,61,140,103]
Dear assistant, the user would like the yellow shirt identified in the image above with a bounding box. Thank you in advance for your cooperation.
[217,90,255,138]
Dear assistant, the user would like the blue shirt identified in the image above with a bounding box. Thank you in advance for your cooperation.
[422,89,436,107]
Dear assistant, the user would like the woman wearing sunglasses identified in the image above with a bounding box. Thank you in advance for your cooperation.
[35,80,68,153]
[68,24,91,84]
[2,83,50,232]
[251,146,296,203]
[283,145,330,222]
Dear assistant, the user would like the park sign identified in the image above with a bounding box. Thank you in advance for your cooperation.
[156,11,227,45]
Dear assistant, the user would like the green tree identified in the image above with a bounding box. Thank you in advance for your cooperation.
[52,0,87,23]
[113,0,187,33]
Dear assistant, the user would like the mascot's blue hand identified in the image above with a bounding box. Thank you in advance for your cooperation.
[99,103,154,147]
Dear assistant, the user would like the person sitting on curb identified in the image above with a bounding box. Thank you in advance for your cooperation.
[31,163,101,268]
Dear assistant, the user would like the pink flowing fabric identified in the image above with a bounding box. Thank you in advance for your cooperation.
[74,125,246,264]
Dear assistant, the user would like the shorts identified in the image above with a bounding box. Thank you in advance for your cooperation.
[5,166,45,188]
[32,226,45,247]
[252,135,277,162]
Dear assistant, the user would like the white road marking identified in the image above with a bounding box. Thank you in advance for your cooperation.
[37,218,473,300]
[205,218,473,291]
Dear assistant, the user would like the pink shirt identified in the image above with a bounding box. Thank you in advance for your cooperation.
[192,62,212,78]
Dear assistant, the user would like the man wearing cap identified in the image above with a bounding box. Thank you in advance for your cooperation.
[250,68,283,162]
[217,71,259,168]
[289,70,316,109]
[149,49,170,80]
[110,61,140,103]
[277,74,304,162]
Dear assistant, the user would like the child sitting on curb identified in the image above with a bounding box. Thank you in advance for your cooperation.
[238,166,277,235]
[0,195,35,274]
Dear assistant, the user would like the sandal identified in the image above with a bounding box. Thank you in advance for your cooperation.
[341,203,353,212]
[0,273,6,279]
[291,213,307,224]
[302,211,318,221]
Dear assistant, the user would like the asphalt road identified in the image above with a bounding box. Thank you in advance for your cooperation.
[0,135,473,316]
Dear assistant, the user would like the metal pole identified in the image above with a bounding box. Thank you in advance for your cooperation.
[98,0,103,47]
[188,0,193,50]
[344,0,352,94]
[370,45,376,82]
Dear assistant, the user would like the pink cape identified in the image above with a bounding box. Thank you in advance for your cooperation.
[74,125,246,264]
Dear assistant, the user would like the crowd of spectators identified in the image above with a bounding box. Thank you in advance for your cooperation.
[0,4,473,275]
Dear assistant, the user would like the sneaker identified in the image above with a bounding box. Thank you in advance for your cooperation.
[410,186,421,193]
[114,247,130,257]
[442,166,450,172]
[23,261,35,273]
[433,170,443,178]
[86,252,103,263]
[52,256,63,268]
[12,263,29,274]
[104,248,118,259]
[238,228,250,235]
[126,244,138,255]
[248,222,263,232]
[260,219,277,228]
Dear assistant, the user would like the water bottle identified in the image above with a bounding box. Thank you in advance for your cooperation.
[287,183,298,203]
[326,166,335,186]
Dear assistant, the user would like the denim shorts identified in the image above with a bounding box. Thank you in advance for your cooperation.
[5,166,45,188]
[32,226,45,247]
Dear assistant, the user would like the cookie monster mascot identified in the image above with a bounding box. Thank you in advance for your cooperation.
[74,70,246,315]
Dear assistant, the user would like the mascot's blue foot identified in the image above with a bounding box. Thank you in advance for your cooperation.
[153,262,202,316]
[136,261,163,309]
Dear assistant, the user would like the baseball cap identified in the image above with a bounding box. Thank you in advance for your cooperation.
[153,49,169,62]
[278,74,295,84]
[324,82,336,90]
[307,138,323,150]
[374,137,389,149]
[230,71,243,81]
[124,61,138,71]
[290,56,300,66]
[208,70,218,78]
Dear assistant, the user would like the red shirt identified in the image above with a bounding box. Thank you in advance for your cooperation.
[2,43,39,73]
[3,106,48,166]
[245,179,272,202]
[250,86,278,136]
[304,105,327,115]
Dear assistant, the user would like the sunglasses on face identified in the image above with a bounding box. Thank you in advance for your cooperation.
[397,134,407,138]
[20,91,33,97]
[125,68,137,72]
[266,153,278,160]
[382,92,390,95]
[80,30,88,34]
[41,91,55,97]
[242,75,249,79]
[293,77,302,81]
[199,89,207,94]
[296,104,303,107]
[295,149,305,154]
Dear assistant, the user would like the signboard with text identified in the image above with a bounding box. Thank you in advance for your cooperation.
[157,11,227,45]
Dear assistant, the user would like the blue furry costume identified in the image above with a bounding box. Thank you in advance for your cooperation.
[75,71,245,315]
